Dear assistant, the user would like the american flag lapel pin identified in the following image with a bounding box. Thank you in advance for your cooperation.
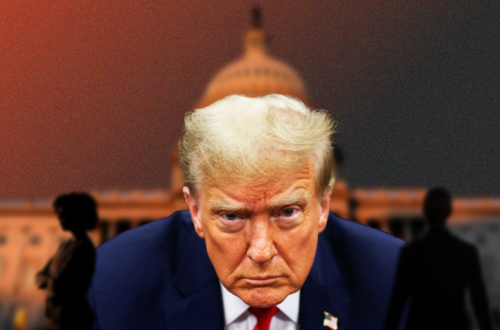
[323,311,338,330]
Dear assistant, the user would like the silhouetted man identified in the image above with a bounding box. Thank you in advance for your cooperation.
[36,193,97,330]
[412,188,493,330]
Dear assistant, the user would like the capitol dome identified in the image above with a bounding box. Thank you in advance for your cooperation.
[195,8,311,108]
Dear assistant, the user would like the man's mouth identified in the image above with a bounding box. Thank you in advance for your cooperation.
[244,276,282,286]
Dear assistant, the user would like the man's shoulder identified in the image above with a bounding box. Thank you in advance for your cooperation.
[446,229,478,252]
[90,210,197,329]
[320,212,410,283]
[412,228,477,253]
[312,213,424,327]
[97,210,192,250]
[92,210,194,282]
[323,212,406,251]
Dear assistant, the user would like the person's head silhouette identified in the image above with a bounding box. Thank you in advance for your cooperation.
[423,187,452,228]
[53,193,98,237]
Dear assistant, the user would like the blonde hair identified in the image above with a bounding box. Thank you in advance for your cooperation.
[179,94,336,197]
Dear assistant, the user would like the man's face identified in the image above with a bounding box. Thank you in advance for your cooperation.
[183,162,331,308]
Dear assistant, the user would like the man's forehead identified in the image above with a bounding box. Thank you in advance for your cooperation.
[203,180,313,209]
[196,161,317,205]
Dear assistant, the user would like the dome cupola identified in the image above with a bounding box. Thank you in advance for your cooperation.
[195,7,311,108]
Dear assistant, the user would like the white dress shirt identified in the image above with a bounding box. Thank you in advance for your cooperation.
[220,282,300,330]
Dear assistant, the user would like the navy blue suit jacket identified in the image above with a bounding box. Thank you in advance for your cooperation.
[89,211,427,330]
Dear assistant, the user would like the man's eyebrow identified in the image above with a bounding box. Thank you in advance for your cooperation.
[267,193,308,209]
[208,200,252,213]
[208,190,309,213]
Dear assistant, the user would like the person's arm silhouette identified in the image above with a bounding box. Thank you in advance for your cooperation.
[467,247,493,330]
[36,257,53,289]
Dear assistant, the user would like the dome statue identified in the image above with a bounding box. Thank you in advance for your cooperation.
[195,7,311,108]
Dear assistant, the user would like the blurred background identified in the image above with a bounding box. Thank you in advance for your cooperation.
[0,0,499,329]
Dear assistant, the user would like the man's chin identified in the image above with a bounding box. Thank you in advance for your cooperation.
[235,286,290,308]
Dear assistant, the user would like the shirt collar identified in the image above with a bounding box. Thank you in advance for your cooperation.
[220,282,300,325]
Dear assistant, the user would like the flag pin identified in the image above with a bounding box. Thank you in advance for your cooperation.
[323,311,338,329]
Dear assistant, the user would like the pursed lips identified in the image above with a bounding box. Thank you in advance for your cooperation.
[244,275,283,286]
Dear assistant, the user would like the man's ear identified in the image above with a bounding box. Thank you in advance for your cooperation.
[318,190,332,233]
[183,186,205,239]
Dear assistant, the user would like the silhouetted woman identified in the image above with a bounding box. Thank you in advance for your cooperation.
[36,193,97,330]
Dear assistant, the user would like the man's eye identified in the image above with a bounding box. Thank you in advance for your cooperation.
[222,213,238,221]
[282,208,296,217]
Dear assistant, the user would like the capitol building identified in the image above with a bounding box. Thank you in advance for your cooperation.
[1,9,500,330]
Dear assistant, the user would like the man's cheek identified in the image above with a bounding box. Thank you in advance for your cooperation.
[208,237,244,270]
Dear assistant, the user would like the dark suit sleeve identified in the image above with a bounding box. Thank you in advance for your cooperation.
[467,247,493,330]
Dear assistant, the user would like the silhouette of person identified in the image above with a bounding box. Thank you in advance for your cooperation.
[412,187,493,330]
[36,193,97,330]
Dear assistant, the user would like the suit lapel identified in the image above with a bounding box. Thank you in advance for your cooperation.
[163,281,224,330]
[299,234,351,329]
[163,230,224,330]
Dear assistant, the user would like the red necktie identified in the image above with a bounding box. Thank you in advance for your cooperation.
[248,306,278,330]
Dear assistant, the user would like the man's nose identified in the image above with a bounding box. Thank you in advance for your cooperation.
[247,218,277,264]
